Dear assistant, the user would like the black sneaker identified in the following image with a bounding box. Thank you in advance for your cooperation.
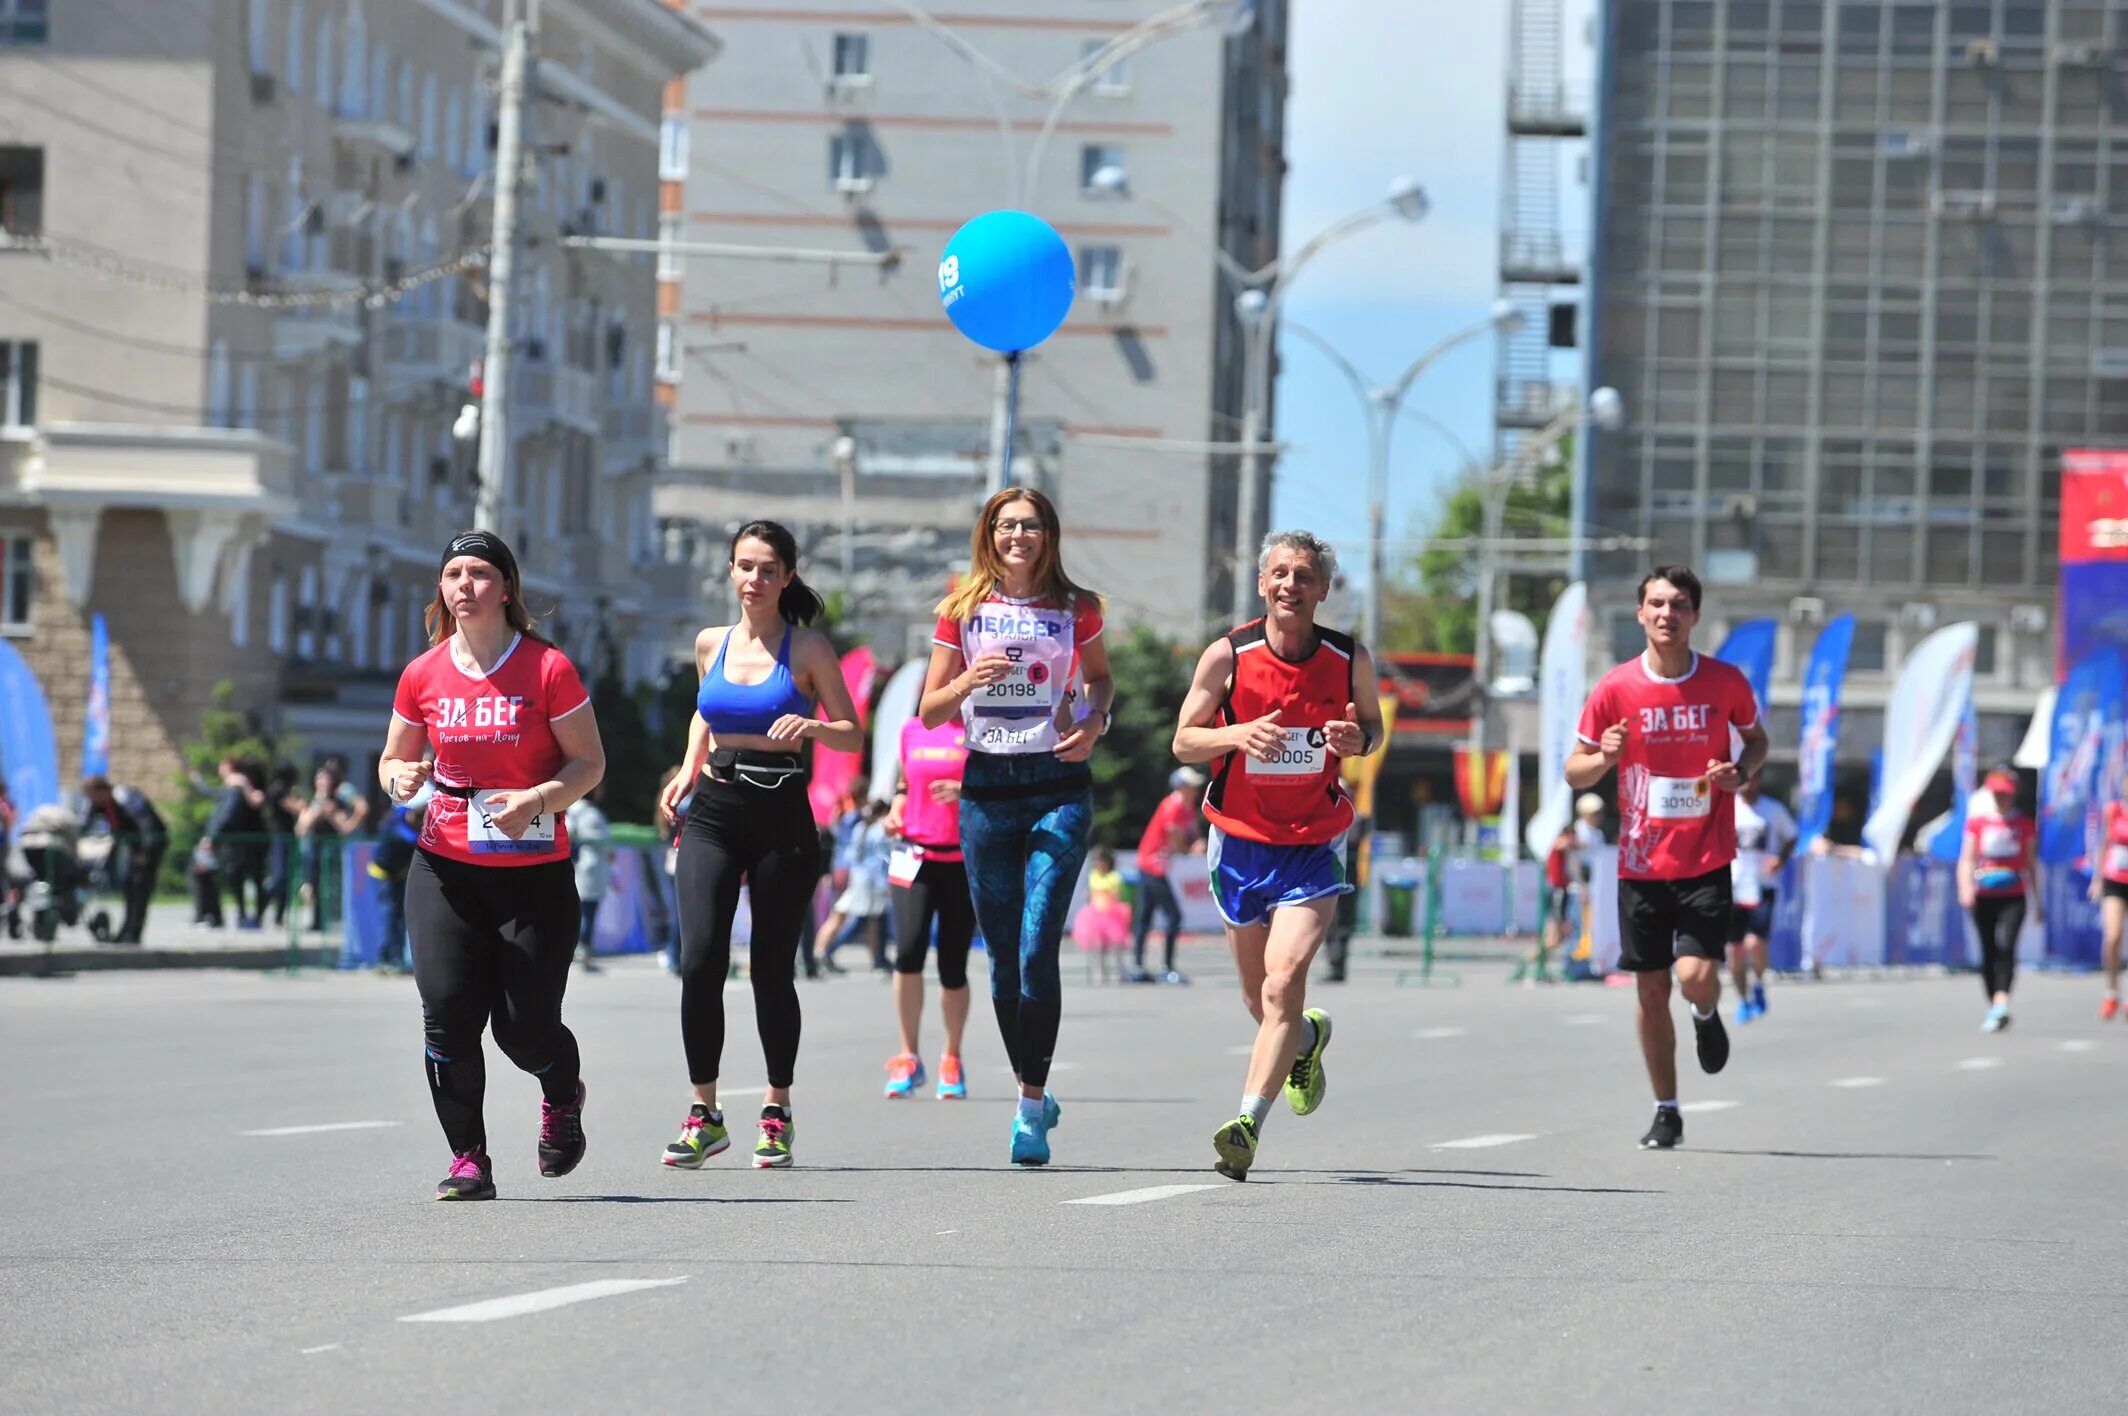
[1693,1010,1730,1074]
[538,1080,588,1177]
[1639,1106,1682,1150]
[436,1149,497,1200]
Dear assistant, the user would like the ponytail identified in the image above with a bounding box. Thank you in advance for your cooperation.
[779,575,825,626]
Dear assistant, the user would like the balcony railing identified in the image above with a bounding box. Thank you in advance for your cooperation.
[600,403,667,472]
[517,361,600,435]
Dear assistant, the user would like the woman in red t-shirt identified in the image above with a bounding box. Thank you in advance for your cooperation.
[880,714,973,1099]
[1957,767,2042,1034]
[2088,780,2128,1019]
[378,531,607,1202]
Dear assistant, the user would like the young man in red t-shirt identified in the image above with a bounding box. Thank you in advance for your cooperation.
[1567,565,1768,1149]
[1128,768,1203,984]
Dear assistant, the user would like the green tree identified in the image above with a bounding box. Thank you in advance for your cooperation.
[1377,434,1575,654]
[166,681,302,892]
[1089,624,1194,847]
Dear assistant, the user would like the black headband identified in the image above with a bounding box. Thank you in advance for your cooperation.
[442,531,518,581]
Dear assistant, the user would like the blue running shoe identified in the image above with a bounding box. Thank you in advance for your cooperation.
[1735,999,1758,1025]
[1010,1111,1051,1166]
[1043,1093,1061,1131]
[884,1053,925,1099]
[935,1053,966,1100]
[1751,982,1768,1016]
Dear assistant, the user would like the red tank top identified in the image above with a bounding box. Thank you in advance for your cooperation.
[1202,620,1357,846]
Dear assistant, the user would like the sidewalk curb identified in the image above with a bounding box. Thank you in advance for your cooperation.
[0,943,342,977]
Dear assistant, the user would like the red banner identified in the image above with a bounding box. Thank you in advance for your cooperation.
[2060,449,2128,676]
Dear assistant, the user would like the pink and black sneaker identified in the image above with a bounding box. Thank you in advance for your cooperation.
[435,1150,495,1201]
[538,1080,588,1178]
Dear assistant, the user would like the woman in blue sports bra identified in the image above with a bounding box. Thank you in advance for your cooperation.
[655,520,863,1171]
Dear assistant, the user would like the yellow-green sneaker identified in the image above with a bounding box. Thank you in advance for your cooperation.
[1212,1114,1259,1182]
[660,1105,730,1168]
[1284,1008,1332,1116]
[753,1107,795,1168]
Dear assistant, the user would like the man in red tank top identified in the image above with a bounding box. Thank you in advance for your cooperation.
[1566,565,1768,1151]
[1174,531,1384,1181]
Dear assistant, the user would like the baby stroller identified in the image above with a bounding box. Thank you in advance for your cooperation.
[9,805,113,944]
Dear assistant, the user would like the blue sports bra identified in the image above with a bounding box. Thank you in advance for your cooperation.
[697,626,811,736]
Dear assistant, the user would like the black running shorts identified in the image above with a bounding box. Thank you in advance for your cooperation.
[1727,890,1777,945]
[1617,867,1732,973]
[2105,879,2128,904]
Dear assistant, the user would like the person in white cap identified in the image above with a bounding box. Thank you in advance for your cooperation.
[1128,766,1205,984]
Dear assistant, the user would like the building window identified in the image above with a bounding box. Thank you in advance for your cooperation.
[1849,620,1889,673]
[419,71,438,160]
[829,124,877,191]
[1974,623,1999,677]
[297,565,318,659]
[315,15,334,115]
[0,340,35,426]
[657,215,683,280]
[208,341,232,428]
[269,573,290,654]
[1081,144,1126,195]
[655,320,680,382]
[0,145,43,237]
[1080,244,1126,303]
[1,534,31,631]
[351,579,372,667]
[831,33,871,83]
[0,0,42,44]
[444,89,463,174]
[247,0,269,74]
[285,0,304,97]
[1083,40,1131,94]
[658,116,689,181]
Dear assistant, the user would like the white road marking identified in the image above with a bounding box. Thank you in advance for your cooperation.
[1830,1076,1888,1089]
[1430,1133,1538,1150]
[1413,1027,1467,1040]
[1063,1184,1221,1207]
[300,1345,341,1356]
[241,1121,401,1137]
[1954,1057,2004,1071]
[1678,1100,1739,1113]
[936,1230,958,1235]
[399,1278,688,1324]
[2058,1039,2098,1053]
[1562,1013,1606,1026]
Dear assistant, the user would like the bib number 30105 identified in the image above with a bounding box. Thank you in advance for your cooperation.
[467,794,557,854]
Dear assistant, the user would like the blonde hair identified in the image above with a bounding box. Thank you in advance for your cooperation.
[935,485,1105,624]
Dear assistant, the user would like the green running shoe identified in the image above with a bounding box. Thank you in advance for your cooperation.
[753,1107,795,1168]
[1284,1008,1332,1116]
[1212,1114,1259,1182]
[661,1104,730,1169]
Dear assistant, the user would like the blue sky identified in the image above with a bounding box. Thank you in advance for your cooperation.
[1272,0,1595,588]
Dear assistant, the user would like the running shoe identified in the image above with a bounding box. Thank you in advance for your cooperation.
[936,1053,967,1100]
[1639,1106,1683,1150]
[884,1053,926,1099]
[1981,1003,2010,1033]
[661,1104,730,1168]
[435,1149,496,1201]
[754,1107,795,1168]
[1735,998,1758,1025]
[1212,1114,1259,1181]
[1042,1093,1062,1131]
[2102,994,2120,1021]
[1693,1009,1730,1074]
[1009,1110,1051,1167]
[1750,982,1768,1016]
[1162,970,1191,986]
[537,1079,588,1178]
[1284,1007,1333,1116]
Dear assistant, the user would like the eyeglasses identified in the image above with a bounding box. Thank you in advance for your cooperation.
[993,518,1046,536]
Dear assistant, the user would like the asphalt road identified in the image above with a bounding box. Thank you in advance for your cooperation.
[4,947,2122,1414]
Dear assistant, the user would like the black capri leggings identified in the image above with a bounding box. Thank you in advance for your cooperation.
[407,849,582,1157]
[1971,894,2026,1000]
[892,854,975,990]
[676,763,820,1088]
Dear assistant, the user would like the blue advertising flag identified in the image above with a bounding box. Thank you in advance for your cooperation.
[2041,645,2128,868]
[1714,618,1778,712]
[83,612,110,780]
[1793,614,1856,848]
[0,638,61,812]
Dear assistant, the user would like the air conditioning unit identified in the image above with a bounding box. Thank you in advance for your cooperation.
[1881,130,1933,159]
[834,175,875,195]
[1902,602,1938,630]
[2050,196,2100,225]
[2011,604,2049,634]
[828,73,875,96]
[523,337,547,361]
[1788,596,1825,624]
[250,71,276,104]
[1932,190,1997,222]
[2055,41,2113,67]
[1964,37,1999,66]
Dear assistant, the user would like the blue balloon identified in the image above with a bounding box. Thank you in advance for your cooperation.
[938,210,1077,354]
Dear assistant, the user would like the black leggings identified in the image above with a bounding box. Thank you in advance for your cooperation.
[892,855,975,990]
[676,769,820,1088]
[407,850,582,1156]
[1132,873,1182,972]
[1971,894,2026,999]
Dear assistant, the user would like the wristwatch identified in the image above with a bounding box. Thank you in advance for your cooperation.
[1085,705,1112,737]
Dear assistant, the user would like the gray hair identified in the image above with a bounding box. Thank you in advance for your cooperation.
[1258,529,1338,583]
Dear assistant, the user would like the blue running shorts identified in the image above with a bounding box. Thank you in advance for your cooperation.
[1206,826,1352,928]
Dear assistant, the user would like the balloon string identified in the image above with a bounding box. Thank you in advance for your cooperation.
[1001,351,1023,488]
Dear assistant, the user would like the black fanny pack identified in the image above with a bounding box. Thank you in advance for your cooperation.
[707,748,805,790]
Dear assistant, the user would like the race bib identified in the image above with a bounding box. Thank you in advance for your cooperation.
[1978,826,2021,861]
[466,792,557,855]
[1246,726,1328,776]
[969,647,1056,709]
[887,847,922,886]
[1647,774,1713,820]
[2107,844,2128,878]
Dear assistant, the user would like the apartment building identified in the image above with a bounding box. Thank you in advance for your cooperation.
[655,1,1288,652]
[0,0,714,796]
[1584,0,2101,762]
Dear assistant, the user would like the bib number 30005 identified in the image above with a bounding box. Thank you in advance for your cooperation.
[1247,727,1328,777]
[466,794,557,855]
